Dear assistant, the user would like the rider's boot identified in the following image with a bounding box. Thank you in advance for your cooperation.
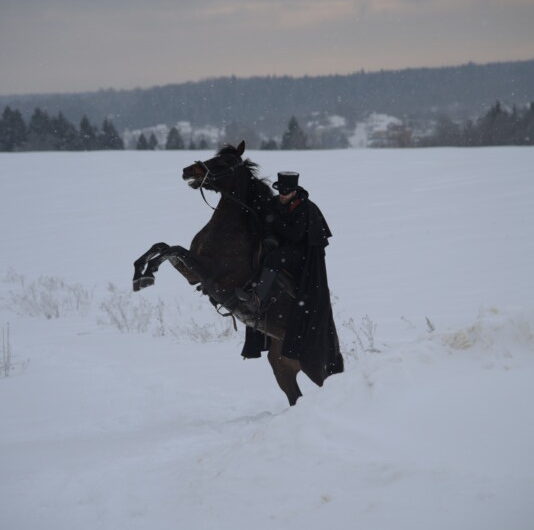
[235,267,278,314]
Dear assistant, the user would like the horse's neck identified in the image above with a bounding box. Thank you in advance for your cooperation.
[211,194,248,225]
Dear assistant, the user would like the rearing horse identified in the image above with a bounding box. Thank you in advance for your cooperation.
[133,141,328,405]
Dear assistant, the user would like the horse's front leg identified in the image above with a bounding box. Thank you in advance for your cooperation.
[133,242,170,291]
[134,245,206,291]
[167,252,202,285]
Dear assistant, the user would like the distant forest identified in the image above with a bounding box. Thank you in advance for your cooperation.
[421,102,534,147]
[373,102,534,148]
[2,102,533,151]
[0,107,123,151]
[0,106,314,151]
[1,59,534,136]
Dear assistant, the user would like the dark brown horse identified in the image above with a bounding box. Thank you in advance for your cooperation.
[133,141,329,405]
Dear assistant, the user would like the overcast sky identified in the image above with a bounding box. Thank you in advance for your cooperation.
[1,0,533,95]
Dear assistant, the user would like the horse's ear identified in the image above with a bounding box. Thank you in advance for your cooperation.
[236,140,245,157]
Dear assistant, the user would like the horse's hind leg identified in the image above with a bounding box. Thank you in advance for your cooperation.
[133,242,169,291]
[268,339,302,406]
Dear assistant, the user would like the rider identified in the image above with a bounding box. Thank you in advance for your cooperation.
[238,170,343,382]
[237,171,310,312]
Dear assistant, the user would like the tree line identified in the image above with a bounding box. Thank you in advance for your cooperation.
[0,106,124,151]
[163,117,313,151]
[4,102,534,152]
[136,116,317,151]
[136,128,209,150]
[127,104,534,151]
[422,101,534,147]
[0,105,313,152]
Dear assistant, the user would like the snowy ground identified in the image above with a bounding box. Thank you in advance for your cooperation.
[1,147,533,530]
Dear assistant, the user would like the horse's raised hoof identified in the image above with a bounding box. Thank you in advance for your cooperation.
[133,278,141,292]
[139,275,155,289]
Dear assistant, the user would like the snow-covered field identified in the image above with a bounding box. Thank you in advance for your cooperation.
[1,147,533,530]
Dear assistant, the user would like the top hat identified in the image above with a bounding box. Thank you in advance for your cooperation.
[272,171,299,194]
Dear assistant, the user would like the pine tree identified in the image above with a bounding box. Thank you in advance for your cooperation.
[281,116,307,150]
[27,108,56,150]
[50,112,79,150]
[136,133,149,150]
[0,106,27,151]
[165,126,184,149]
[98,119,124,150]
[148,133,158,150]
[478,101,510,146]
[79,115,98,150]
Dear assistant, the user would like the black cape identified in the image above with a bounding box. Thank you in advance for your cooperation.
[241,193,343,386]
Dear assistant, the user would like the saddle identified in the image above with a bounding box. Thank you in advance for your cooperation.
[201,240,297,324]
[252,238,297,299]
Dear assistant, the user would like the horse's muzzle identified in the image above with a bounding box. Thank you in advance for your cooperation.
[182,170,202,189]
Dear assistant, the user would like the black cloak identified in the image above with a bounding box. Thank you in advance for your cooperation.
[241,191,344,386]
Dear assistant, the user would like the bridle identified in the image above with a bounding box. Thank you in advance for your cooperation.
[195,157,243,210]
[194,157,261,225]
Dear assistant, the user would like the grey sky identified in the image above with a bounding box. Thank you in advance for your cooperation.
[1,0,534,95]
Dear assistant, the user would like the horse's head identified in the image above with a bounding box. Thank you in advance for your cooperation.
[182,140,246,192]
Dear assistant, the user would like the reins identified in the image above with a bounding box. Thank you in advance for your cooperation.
[197,160,219,211]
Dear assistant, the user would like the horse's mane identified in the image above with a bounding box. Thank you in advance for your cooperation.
[217,144,273,236]
[216,144,273,204]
